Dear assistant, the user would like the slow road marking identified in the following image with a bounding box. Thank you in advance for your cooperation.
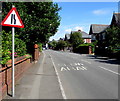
[60,66,87,71]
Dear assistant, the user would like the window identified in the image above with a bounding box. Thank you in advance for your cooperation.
[92,34,96,40]
[102,33,105,40]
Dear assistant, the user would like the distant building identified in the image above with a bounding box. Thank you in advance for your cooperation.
[71,30,91,43]
[89,24,109,42]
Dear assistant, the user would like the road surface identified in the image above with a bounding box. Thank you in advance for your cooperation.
[44,50,119,100]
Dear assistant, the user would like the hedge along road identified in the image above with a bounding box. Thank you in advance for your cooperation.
[45,49,119,99]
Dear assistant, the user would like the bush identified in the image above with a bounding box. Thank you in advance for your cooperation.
[38,43,42,52]
[55,40,67,50]
[70,32,84,50]
[15,38,27,56]
[1,30,27,64]
[78,43,95,53]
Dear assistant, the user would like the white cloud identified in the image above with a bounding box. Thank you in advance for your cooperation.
[57,30,60,34]
[65,29,72,33]
[93,9,110,15]
[74,26,83,31]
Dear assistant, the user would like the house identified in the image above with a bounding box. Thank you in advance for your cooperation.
[89,13,120,42]
[70,30,91,43]
[89,13,120,56]
[89,24,109,42]
[110,13,120,28]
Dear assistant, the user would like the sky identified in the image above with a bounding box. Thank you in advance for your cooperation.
[49,2,118,41]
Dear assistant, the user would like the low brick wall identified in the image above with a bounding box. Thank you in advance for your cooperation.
[0,56,32,100]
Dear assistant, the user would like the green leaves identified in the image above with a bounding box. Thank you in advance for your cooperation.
[1,31,27,64]
[106,26,120,53]
[70,32,84,49]
[2,2,61,45]
[2,2,61,55]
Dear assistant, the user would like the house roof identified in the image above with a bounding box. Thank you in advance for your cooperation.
[89,24,109,34]
[113,13,120,22]
[71,31,91,39]
[111,13,120,27]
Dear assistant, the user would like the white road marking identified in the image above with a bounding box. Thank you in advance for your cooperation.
[61,67,67,71]
[66,67,70,71]
[81,63,84,66]
[81,66,87,70]
[72,67,76,70]
[76,67,84,70]
[49,55,67,99]
[81,59,91,64]
[77,63,81,65]
[98,66,120,75]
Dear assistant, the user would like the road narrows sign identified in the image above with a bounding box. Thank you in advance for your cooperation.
[1,7,24,28]
[1,6,24,97]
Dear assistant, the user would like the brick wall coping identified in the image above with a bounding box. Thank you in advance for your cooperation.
[0,55,31,72]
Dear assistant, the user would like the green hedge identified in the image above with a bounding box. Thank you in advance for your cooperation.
[77,43,95,53]
[1,31,27,64]
[38,43,42,52]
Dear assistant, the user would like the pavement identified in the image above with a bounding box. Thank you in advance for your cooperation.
[3,50,120,100]
[3,51,63,100]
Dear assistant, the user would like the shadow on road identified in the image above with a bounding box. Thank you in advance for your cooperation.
[87,55,120,65]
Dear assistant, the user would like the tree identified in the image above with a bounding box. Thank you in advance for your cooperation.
[2,2,61,53]
[48,40,57,49]
[105,26,120,53]
[56,40,67,50]
[70,32,84,51]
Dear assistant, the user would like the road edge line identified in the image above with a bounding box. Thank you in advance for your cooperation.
[49,54,67,99]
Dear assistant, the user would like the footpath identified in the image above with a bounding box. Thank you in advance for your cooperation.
[3,51,63,100]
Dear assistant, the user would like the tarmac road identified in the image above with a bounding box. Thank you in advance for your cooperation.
[45,50,119,100]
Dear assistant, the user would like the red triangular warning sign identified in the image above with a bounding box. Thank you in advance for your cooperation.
[1,7,24,28]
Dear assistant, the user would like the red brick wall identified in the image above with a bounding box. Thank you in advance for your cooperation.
[0,58,32,100]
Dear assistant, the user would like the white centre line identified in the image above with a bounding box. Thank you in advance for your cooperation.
[98,66,120,75]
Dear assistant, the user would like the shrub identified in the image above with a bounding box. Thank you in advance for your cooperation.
[38,43,42,52]
[78,43,95,53]
[70,32,84,50]
[1,30,27,64]
[15,38,27,56]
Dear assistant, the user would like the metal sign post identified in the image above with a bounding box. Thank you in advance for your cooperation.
[12,27,15,97]
[12,5,15,97]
